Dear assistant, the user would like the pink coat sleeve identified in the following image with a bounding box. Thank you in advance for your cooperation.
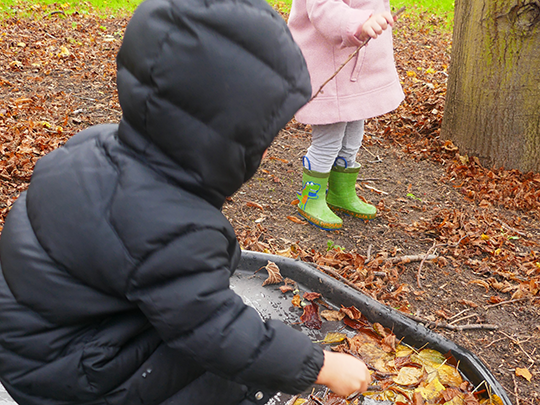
[305,0,373,48]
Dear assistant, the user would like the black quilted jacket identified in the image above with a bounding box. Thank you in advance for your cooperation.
[0,0,324,404]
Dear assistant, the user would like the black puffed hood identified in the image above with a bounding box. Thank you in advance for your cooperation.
[116,0,311,207]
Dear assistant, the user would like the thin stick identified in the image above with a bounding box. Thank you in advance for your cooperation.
[310,6,406,101]
[402,313,498,331]
[385,254,438,264]
[500,331,536,364]
[448,313,478,325]
[447,308,470,321]
[317,264,364,293]
[485,297,529,309]
[417,240,438,288]
[512,373,520,405]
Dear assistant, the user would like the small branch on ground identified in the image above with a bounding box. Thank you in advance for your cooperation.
[485,297,530,309]
[417,241,438,288]
[384,254,439,264]
[403,312,498,331]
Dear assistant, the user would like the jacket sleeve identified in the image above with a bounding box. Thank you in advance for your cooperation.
[306,0,373,48]
[125,228,324,394]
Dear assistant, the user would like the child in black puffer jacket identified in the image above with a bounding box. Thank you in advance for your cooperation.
[0,0,370,404]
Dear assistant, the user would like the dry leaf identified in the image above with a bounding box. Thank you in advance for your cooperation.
[246,201,264,210]
[300,302,322,330]
[458,299,479,308]
[469,279,490,292]
[515,367,532,382]
[291,294,302,308]
[320,309,346,322]
[340,305,363,320]
[279,285,294,293]
[287,215,307,224]
[261,261,283,286]
[303,291,321,301]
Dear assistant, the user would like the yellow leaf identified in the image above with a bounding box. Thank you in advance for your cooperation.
[395,345,414,357]
[58,46,71,58]
[292,399,307,405]
[316,332,347,344]
[393,366,423,385]
[481,233,490,240]
[418,349,446,365]
[415,376,445,400]
[291,294,302,308]
[515,367,532,381]
[436,363,463,386]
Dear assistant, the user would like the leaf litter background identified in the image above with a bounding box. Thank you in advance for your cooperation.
[0,4,539,404]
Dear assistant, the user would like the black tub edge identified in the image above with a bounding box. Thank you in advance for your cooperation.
[239,250,511,405]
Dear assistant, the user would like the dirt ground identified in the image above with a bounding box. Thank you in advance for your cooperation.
[0,5,539,404]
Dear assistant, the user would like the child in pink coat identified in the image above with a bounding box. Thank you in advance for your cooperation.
[288,0,404,230]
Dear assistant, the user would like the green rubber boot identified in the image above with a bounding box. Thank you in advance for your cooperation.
[297,168,342,230]
[327,165,376,220]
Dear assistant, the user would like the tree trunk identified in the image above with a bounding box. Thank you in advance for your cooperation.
[441,0,540,173]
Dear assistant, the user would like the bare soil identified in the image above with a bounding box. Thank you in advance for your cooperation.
[0,5,539,404]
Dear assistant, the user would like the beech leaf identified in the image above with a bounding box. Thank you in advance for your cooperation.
[261,261,283,286]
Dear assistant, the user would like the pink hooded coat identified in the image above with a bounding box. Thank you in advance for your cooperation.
[288,0,404,125]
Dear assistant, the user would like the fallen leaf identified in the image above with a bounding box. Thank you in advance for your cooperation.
[469,279,490,292]
[515,367,532,382]
[246,201,264,210]
[393,366,423,385]
[320,309,346,321]
[316,332,347,344]
[300,302,322,329]
[279,285,294,293]
[261,261,283,286]
[340,305,363,320]
[303,291,321,301]
[291,294,302,308]
[458,299,478,308]
[287,215,306,224]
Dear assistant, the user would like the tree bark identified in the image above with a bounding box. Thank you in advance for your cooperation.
[441,0,540,173]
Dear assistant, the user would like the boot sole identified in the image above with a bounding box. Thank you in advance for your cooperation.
[328,204,376,220]
[297,209,342,231]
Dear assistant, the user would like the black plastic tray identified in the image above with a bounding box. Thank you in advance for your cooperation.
[233,251,511,405]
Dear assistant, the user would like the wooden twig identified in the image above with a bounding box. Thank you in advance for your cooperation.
[500,331,536,364]
[485,297,529,309]
[385,254,438,264]
[310,6,406,101]
[447,308,469,321]
[512,373,520,405]
[317,264,364,293]
[448,313,478,325]
[417,240,437,288]
[402,313,498,331]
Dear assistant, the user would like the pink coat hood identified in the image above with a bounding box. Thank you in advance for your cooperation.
[288,0,404,125]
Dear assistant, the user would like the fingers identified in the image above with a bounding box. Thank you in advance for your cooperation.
[361,12,394,40]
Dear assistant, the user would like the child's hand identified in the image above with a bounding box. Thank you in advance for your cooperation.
[315,351,371,397]
[356,12,394,42]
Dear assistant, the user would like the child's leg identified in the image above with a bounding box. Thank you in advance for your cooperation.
[326,119,376,220]
[305,122,347,172]
[335,120,364,168]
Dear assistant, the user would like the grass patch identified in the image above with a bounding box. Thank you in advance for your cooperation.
[270,0,454,31]
[0,0,143,18]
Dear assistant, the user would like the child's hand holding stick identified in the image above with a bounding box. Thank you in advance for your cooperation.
[311,6,406,101]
